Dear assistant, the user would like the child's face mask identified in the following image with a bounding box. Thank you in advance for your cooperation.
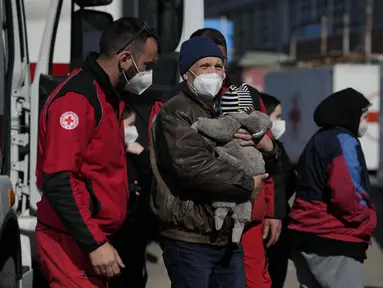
[124,126,138,144]
[271,120,286,139]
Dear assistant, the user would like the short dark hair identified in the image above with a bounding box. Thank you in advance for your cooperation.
[99,17,157,57]
[260,93,281,116]
[122,105,135,120]
[190,28,227,52]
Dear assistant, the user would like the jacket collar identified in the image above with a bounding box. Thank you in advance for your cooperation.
[334,126,359,140]
[180,81,218,116]
[223,75,232,87]
[81,53,121,103]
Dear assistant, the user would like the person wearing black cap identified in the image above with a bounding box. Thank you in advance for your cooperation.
[150,37,267,288]
[288,88,377,288]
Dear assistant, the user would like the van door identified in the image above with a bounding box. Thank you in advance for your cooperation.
[0,0,30,284]
[1,0,30,213]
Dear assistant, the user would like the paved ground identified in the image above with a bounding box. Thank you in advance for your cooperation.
[30,179,383,288]
[145,239,383,288]
[146,180,383,288]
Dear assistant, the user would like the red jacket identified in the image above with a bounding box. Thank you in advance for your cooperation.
[36,55,128,253]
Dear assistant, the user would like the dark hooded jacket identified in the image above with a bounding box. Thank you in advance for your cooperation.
[288,88,377,262]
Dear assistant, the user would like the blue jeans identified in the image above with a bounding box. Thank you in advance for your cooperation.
[162,237,246,288]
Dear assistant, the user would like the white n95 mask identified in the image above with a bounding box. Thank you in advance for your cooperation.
[124,70,153,95]
[271,120,286,140]
[124,126,139,144]
[191,72,223,98]
[123,56,153,95]
[358,120,368,137]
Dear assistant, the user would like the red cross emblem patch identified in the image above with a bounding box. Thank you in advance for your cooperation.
[60,111,79,130]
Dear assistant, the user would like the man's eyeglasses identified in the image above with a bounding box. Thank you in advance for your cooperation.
[116,22,153,55]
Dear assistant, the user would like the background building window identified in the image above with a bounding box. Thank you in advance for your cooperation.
[299,0,312,22]
[317,0,328,18]
[333,0,347,25]
[373,0,383,27]
[289,0,299,27]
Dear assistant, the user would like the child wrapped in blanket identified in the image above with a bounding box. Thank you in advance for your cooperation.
[191,83,272,244]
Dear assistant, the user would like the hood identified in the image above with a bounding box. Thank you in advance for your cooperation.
[314,88,370,137]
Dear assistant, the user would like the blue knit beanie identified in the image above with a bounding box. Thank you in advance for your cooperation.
[179,37,224,75]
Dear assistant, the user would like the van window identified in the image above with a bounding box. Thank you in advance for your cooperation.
[123,0,183,53]
[2,0,8,77]
[15,0,25,59]
[1,0,14,173]
[0,1,6,146]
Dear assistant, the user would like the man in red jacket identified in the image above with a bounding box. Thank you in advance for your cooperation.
[35,17,158,288]
[189,28,284,288]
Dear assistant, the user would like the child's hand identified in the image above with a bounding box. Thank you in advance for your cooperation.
[127,142,144,155]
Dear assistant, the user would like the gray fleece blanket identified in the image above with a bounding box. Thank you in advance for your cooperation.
[191,111,272,243]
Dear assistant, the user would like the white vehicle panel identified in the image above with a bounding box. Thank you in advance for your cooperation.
[265,64,381,171]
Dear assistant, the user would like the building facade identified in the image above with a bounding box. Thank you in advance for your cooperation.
[205,0,383,57]
[205,0,287,55]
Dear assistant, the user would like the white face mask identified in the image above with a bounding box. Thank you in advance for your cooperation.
[358,120,368,137]
[190,71,224,98]
[123,57,153,95]
[124,126,138,144]
[271,120,286,140]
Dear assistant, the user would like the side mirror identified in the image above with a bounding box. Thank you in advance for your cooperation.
[135,0,183,54]
[157,0,183,53]
[70,9,113,70]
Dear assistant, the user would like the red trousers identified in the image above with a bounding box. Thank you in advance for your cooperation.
[35,223,108,288]
[242,221,272,288]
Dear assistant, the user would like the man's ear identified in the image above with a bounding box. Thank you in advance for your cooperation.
[222,71,227,80]
[183,74,188,81]
[119,52,132,71]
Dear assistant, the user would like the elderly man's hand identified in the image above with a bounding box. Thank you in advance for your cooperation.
[234,129,274,153]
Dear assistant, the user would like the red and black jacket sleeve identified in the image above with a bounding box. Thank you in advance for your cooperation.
[249,86,286,219]
[328,133,374,224]
[42,92,106,253]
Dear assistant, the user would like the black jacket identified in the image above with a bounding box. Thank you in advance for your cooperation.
[277,140,297,210]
